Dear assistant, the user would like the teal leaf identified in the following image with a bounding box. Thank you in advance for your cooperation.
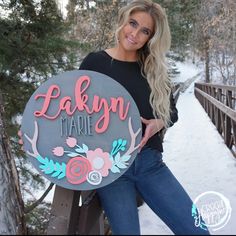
[112,140,118,148]
[49,159,54,169]
[114,152,121,163]
[67,152,79,157]
[37,155,47,164]
[55,162,61,170]
[109,155,114,162]
[39,164,45,170]
[82,144,89,152]
[61,162,67,170]
[51,171,60,177]
[116,162,127,169]
[44,168,54,174]
[75,147,84,152]
[44,163,54,174]
[121,155,131,162]
[118,138,122,146]
[110,165,120,173]
[122,140,127,146]
[57,172,65,179]
[37,156,66,180]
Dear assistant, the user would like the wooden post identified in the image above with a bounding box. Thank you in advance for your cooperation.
[225,90,233,147]
[47,186,105,235]
[47,186,81,235]
[77,191,104,235]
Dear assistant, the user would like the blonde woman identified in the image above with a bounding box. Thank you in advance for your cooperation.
[79,0,210,235]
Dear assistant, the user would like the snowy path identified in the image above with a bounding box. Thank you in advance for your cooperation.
[139,63,236,235]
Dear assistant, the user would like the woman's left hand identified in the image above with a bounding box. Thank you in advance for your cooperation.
[139,117,164,150]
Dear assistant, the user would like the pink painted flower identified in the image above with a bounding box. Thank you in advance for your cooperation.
[86,148,112,177]
[52,146,64,156]
[66,156,92,185]
[66,137,77,148]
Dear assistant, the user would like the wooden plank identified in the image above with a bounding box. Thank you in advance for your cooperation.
[195,82,236,92]
[77,191,104,235]
[195,88,236,122]
[47,187,105,235]
[232,121,236,157]
[225,116,232,147]
[47,186,81,235]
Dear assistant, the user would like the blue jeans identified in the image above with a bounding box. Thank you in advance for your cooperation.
[96,148,210,235]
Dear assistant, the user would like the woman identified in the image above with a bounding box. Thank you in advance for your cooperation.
[79,0,210,235]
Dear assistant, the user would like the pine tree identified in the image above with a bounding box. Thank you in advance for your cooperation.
[154,0,200,58]
[0,0,81,233]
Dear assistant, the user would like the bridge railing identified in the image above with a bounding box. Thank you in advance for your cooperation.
[194,82,236,157]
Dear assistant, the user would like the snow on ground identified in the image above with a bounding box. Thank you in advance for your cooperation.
[138,61,236,235]
[172,60,203,83]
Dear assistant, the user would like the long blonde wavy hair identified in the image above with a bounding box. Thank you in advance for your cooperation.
[115,0,172,127]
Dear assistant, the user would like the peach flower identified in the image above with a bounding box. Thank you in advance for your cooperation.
[86,148,112,177]
[66,137,77,148]
[52,146,64,156]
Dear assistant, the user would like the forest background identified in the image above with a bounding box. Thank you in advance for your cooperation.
[0,0,235,234]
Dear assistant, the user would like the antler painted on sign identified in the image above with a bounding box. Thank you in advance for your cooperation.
[122,117,141,157]
[24,121,40,158]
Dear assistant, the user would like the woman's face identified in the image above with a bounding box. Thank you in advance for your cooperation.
[119,11,154,53]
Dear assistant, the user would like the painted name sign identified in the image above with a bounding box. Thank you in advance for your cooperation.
[21,70,142,190]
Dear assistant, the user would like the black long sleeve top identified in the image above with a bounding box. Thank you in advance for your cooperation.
[79,50,178,152]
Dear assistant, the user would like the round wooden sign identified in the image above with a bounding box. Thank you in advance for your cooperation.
[21,70,142,190]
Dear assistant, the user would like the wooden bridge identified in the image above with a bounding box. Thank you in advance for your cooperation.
[194,83,236,157]
[46,82,236,235]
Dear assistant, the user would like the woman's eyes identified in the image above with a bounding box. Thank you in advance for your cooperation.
[129,20,150,36]
[129,20,137,27]
[142,29,150,35]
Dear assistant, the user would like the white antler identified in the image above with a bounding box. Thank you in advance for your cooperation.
[24,121,40,158]
[123,117,141,157]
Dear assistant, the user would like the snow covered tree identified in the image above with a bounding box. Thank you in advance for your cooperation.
[0,0,81,233]
[0,93,26,234]
[191,0,236,84]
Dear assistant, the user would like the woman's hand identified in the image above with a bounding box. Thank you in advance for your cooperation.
[18,130,24,150]
[139,117,164,150]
